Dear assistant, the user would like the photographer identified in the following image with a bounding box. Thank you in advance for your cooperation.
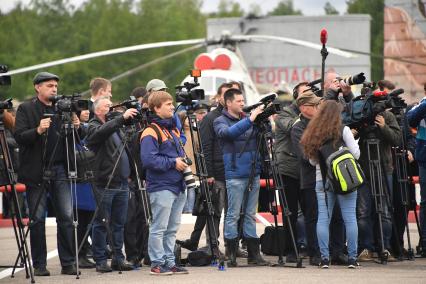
[213,88,268,267]
[85,96,138,273]
[356,104,402,261]
[140,91,188,275]
[14,72,81,276]
[324,72,356,109]
[407,88,426,256]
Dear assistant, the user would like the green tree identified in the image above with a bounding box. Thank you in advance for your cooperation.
[269,0,302,16]
[209,0,244,18]
[347,0,384,82]
[324,1,339,15]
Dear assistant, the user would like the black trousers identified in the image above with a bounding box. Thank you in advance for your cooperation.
[77,209,94,257]
[124,190,149,261]
[281,175,301,255]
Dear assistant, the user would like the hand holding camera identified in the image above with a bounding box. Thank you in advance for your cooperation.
[249,105,264,122]
[175,157,189,171]
[123,108,139,120]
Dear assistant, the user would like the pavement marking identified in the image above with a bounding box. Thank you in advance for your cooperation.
[0,249,58,280]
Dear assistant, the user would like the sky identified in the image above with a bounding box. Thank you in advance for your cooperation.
[0,0,348,15]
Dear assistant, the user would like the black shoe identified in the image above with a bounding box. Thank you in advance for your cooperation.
[176,239,198,251]
[61,264,81,275]
[111,261,133,271]
[34,267,50,276]
[246,238,270,266]
[96,262,112,273]
[128,258,142,268]
[286,254,297,263]
[78,256,96,269]
[225,238,238,267]
[348,259,359,269]
[309,255,321,266]
[319,258,330,269]
[331,253,349,265]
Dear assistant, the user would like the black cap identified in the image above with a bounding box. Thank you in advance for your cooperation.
[194,102,210,112]
[33,72,59,85]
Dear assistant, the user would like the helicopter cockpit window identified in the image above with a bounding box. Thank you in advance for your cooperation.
[216,77,227,88]
[199,77,214,93]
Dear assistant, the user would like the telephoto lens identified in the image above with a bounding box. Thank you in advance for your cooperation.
[183,166,197,190]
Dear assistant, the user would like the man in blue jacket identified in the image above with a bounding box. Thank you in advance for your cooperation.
[140,91,189,275]
[407,91,426,256]
[213,88,268,267]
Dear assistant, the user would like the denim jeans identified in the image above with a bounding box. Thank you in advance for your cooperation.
[92,183,129,265]
[315,181,358,260]
[419,165,426,248]
[224,176,260,239]
[148,190,186,268]
[26,165,75,268]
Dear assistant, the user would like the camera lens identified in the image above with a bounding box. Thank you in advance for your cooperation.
[183,166,196,189]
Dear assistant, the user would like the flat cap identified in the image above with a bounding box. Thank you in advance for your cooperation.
[33,72,59,85]
[296,90,321,107]
[146,79,167,92]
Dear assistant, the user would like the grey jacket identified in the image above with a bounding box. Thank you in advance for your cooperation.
[274,102,300,179]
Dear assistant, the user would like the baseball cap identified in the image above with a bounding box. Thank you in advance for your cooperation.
[146,79,167,92]
[33,72,59,85]
[296,90,321,107]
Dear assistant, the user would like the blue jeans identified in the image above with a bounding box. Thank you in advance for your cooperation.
[26,165,74,268]
[315,181,358,260]
[92,183,129,265]
[183,187,195,213]
[224,176,260,239]
[148,190,186,268]
[419,165,426,248]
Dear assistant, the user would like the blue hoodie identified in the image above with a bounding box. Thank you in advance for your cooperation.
[407,98,426,166]
[140,115,186,195]
[213,110,261,179]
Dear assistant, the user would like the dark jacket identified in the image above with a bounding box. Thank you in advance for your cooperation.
[140,115,185,195]
[358,110,401,174]
[14,97,82,186]
[291,115,316,190]
[407,99,426,166]
[199,105,225,181]
[213,110,261,179]
[274,102,300,179]
[86,114,133,188]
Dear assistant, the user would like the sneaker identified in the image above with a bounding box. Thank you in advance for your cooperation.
[348,259,359,269]
[150,265,172,276]
[319,259,329,269]
[34,267,50,276]
[358,249,373,262]
[170,266,189,274]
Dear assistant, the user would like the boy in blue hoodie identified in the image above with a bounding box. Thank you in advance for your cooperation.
[140,91,189,275]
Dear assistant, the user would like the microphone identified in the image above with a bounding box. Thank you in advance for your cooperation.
[320,29,328,45]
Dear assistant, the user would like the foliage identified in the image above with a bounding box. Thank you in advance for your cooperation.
[268,0,302,16]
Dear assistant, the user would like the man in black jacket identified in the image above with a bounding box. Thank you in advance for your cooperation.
[15,72,81,276]
[85,96,138,273]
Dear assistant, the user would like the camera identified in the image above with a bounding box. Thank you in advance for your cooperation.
[342,87,407,130]
[182,157,196,190]
[0,98,13,110]
[0,65,11,86]
[176,70,205,106]
[243,93,282,124]
[49,94,89,113]
[337,72,366,86]
[109,96,150,125]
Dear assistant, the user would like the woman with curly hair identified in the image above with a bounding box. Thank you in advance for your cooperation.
[300,100,360,269]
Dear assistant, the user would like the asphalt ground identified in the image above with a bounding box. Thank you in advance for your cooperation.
[0,218,425,284]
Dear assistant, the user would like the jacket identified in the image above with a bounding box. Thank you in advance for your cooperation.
[407,98,426,166]
[291,114,316,190]
[140,115,185,195]
[14,97,82,186]
[358,110,401,174]
[213,110,261,179]
[274,102,300,179]
[199,104,225,181]
[85,114,133,189]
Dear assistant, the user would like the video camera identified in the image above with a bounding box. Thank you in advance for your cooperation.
[108,95,150,125]
[243,93,281,124]
[0,98,13,110]
[49,94,89,113]
[342,87,407,130]
[176,70,205,106]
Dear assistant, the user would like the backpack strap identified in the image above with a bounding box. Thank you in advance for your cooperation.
[140,123,165,145]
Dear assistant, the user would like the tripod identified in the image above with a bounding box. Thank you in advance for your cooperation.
[244,120,302,268]
[185,110,225,270]
[0,119,34,282]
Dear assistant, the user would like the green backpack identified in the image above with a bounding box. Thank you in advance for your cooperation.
[319,139,365,194]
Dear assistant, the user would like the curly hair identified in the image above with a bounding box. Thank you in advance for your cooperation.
[300,100,343,161]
